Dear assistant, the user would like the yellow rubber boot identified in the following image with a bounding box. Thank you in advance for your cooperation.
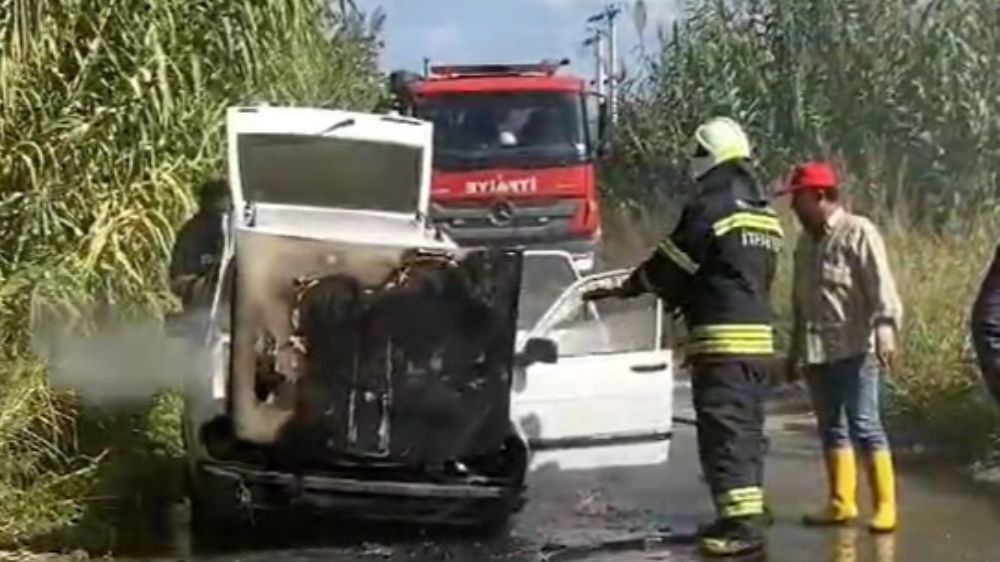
[865,449,897,533]
[803,447,858,526]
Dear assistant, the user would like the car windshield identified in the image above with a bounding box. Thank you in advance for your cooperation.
[536,274,660,356]
[236,133,423,213]
[415,91,589,170]
[517,253,580,330]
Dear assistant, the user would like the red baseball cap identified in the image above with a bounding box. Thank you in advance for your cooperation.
[775,162,839,196]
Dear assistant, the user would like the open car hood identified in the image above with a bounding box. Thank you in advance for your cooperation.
[226,106,435,241]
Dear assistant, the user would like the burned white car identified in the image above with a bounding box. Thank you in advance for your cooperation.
[181,106,674,534]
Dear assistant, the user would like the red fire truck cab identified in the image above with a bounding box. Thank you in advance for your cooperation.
[390,60,605,271]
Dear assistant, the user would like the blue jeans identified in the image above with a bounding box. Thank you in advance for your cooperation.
[805,354,889,451]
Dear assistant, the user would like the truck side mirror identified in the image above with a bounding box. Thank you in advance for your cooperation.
[523,337,559,365]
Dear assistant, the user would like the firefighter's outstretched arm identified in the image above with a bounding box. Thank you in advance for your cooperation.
[585,206,708,307]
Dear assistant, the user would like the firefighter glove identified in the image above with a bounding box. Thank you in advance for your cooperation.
[582,282,642,302]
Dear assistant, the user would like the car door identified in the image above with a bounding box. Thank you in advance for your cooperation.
[511,269,673,471]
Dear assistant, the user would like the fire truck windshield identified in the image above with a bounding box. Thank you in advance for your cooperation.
[415,91,589,170]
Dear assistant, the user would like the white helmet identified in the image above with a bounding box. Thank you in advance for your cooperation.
[689,117,752,180]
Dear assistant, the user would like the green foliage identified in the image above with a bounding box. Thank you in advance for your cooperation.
[0,360,97,543]
[0,0,381,546]
[883,228,1000,457]
[608,0,1000,230]
[605,0,1000,460]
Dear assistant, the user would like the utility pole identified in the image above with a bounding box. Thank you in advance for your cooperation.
[587,4,622,127]
[583,30,606,99]
[605,4,621,127]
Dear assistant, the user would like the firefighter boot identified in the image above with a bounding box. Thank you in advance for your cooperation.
[864,449,897,533]
[803,447,858,526]
[699,516,765,558]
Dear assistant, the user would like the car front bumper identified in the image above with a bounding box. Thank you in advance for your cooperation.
[196,462,518,526]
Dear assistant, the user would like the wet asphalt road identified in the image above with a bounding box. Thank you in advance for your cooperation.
[163,384,1000,562]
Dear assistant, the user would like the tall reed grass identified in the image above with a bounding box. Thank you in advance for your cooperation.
[0,0,381,546]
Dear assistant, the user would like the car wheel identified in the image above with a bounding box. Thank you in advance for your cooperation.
[504,435,529,489]
[187,465,255,550]
[497,431,529,516]
[471,505,513,538]
[509,484,528,514]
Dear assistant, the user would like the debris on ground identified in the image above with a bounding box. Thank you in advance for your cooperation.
[573,489,617,517]
[971,460,1000,487]
[359,542,394,558]
[0,551,90,562]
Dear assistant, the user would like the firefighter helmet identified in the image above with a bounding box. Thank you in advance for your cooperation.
[690,117,752,180]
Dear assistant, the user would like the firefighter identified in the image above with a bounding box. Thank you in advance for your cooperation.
[971,244,1000,407]
[780,162,902,534]
[168,177,229,313]
[585,117,781,557]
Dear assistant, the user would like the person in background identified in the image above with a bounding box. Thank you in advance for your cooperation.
[169,177,230,313]
[586,117,781,558]
[970,244,1000,406]
[780,162,902,534]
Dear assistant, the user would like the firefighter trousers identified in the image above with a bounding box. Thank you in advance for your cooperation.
[691,359,770,520]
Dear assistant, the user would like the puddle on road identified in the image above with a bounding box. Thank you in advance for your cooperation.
[98,500,700,562]
[28,497,979,562]
[159,502,547,561]
[39,419,1000,562]
[537,530,700,562]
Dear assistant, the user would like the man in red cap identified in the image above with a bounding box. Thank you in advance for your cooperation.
[781,162,903,534]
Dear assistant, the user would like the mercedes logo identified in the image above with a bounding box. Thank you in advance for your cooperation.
[489,200,516,226]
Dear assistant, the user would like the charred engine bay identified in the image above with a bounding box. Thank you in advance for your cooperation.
[203,241,524,480]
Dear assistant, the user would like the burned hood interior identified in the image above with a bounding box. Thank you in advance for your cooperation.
[214,229,522,475]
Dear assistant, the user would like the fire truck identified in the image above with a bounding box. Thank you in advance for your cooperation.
[389,60,607,271]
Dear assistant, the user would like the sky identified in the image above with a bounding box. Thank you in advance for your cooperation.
[355,0,683,80]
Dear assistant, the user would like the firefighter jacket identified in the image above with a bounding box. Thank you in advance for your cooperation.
[623,161,782,359]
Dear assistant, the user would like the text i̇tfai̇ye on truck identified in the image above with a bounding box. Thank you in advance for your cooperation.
[389,59,609,272]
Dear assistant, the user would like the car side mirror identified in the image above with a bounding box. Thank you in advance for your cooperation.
[523,337,558,365]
